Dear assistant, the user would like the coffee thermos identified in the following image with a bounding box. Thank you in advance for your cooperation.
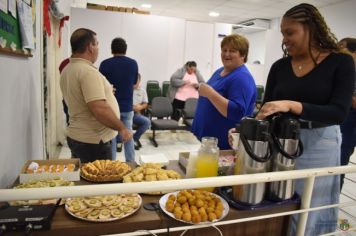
[268,115,303,200]
[232,115,303,205]
[233,117,273,205]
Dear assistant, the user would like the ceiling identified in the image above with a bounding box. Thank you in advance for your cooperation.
[102,0,349,24]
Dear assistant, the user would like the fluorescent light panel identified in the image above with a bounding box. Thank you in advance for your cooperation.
[209,11,220,17]
[141,3,152,8]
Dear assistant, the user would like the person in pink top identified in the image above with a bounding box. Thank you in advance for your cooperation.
[168,61,205,121]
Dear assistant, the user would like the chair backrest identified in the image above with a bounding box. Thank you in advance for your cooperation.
[162,81,170,97]
[147,87,162,104]
[183,98,198,119]
[151,97,173,118]
[146,80,160,91]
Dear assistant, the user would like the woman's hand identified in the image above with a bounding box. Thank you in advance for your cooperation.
[198,83,214,98]
[228,128,236,147]
[256,100,302,119]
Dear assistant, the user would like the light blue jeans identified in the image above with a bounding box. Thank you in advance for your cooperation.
[111,111,135,162]
[290,125,341,236]
[111,138,117,160]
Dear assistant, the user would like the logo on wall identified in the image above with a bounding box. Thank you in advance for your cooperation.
[339,219,350,231]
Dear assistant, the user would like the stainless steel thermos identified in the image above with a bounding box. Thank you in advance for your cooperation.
[233,117,273,205]
[232,115,303,205]
[268,115,303,200]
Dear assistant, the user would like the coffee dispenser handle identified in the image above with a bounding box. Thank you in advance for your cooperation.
[240,133,273,163]
[272,134,304,160]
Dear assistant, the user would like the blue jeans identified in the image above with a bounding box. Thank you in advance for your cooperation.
[133,113,151,141]
[290,125,341,236]
[112,111,135,162]
[340,110,356,188]
[111,138,117,161]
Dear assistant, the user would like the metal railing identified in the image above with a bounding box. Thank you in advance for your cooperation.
[1,165,356,236]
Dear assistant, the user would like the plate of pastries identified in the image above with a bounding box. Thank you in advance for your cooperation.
[81,160,131,182]
[123,163,181,195]
[159,190,229,224]
[65,194,142,222]
[9,177,74,206]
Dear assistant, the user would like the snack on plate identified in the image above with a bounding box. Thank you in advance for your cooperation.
[123,163,181,194]
[65,194,141,222]
[26,162,76,174]
[81,160,131,182]
[164,190,225,224]
[9,178,74,206]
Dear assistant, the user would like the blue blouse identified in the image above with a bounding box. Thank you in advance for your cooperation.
[191,65,256,149]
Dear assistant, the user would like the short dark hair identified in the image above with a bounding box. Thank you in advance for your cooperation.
[185,61,197,67]
[70,28,96,54]
[111,37,127,54]
[339,38,356,53]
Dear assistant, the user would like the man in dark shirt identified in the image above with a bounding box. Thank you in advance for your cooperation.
[99,38,138,162]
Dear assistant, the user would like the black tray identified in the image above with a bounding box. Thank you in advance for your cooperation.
[217,186,300,210]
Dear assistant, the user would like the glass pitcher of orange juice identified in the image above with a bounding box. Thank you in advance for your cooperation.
[195,137,219,192]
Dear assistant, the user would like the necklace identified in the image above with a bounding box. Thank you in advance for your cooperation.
[295,51,322,71]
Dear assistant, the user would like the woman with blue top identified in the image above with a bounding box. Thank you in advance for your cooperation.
[191,34,257,150]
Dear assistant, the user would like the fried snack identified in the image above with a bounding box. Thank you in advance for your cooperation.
[83,198,102,208]
[75,208,93,218]
[111,209,124,218]
[99,209,111,219]
[9,178,74,206]
[81,160,131,182]
[26,162,76,173]
[165,190,225,224]
[65,194,141,222]
[123,163,181,194]
[87,209,100,220]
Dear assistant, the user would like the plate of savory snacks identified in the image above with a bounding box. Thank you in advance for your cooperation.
[159,190,229,224]
[65,194,142,222]
[81,160,132,182]
[123,163,181,195]
[9,177,74,206]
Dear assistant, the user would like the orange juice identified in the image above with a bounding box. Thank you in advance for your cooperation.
[195,154,218,192]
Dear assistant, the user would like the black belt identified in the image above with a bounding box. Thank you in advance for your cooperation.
[299,121,329,129]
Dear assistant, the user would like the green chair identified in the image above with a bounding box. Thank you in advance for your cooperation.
[146,80,160,91]
[162,81,170,97]
[147,87,162,105]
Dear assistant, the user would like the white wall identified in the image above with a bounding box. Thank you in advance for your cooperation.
[0,2,43,188]
[184,21,214,80]
[321,0,356,39]
[212,23,232,76]
[71,8,185,87]
[244,31,267,65]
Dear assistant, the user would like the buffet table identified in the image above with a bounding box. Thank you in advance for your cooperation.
[9,161,299,236]
[28,195,297,236]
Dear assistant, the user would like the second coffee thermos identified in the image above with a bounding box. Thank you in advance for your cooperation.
[268,115,303,200]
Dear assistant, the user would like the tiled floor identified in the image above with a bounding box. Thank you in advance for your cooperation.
[59,130,201,162]
[58,131,356,235]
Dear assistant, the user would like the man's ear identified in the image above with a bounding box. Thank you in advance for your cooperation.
[87,43,93,54]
